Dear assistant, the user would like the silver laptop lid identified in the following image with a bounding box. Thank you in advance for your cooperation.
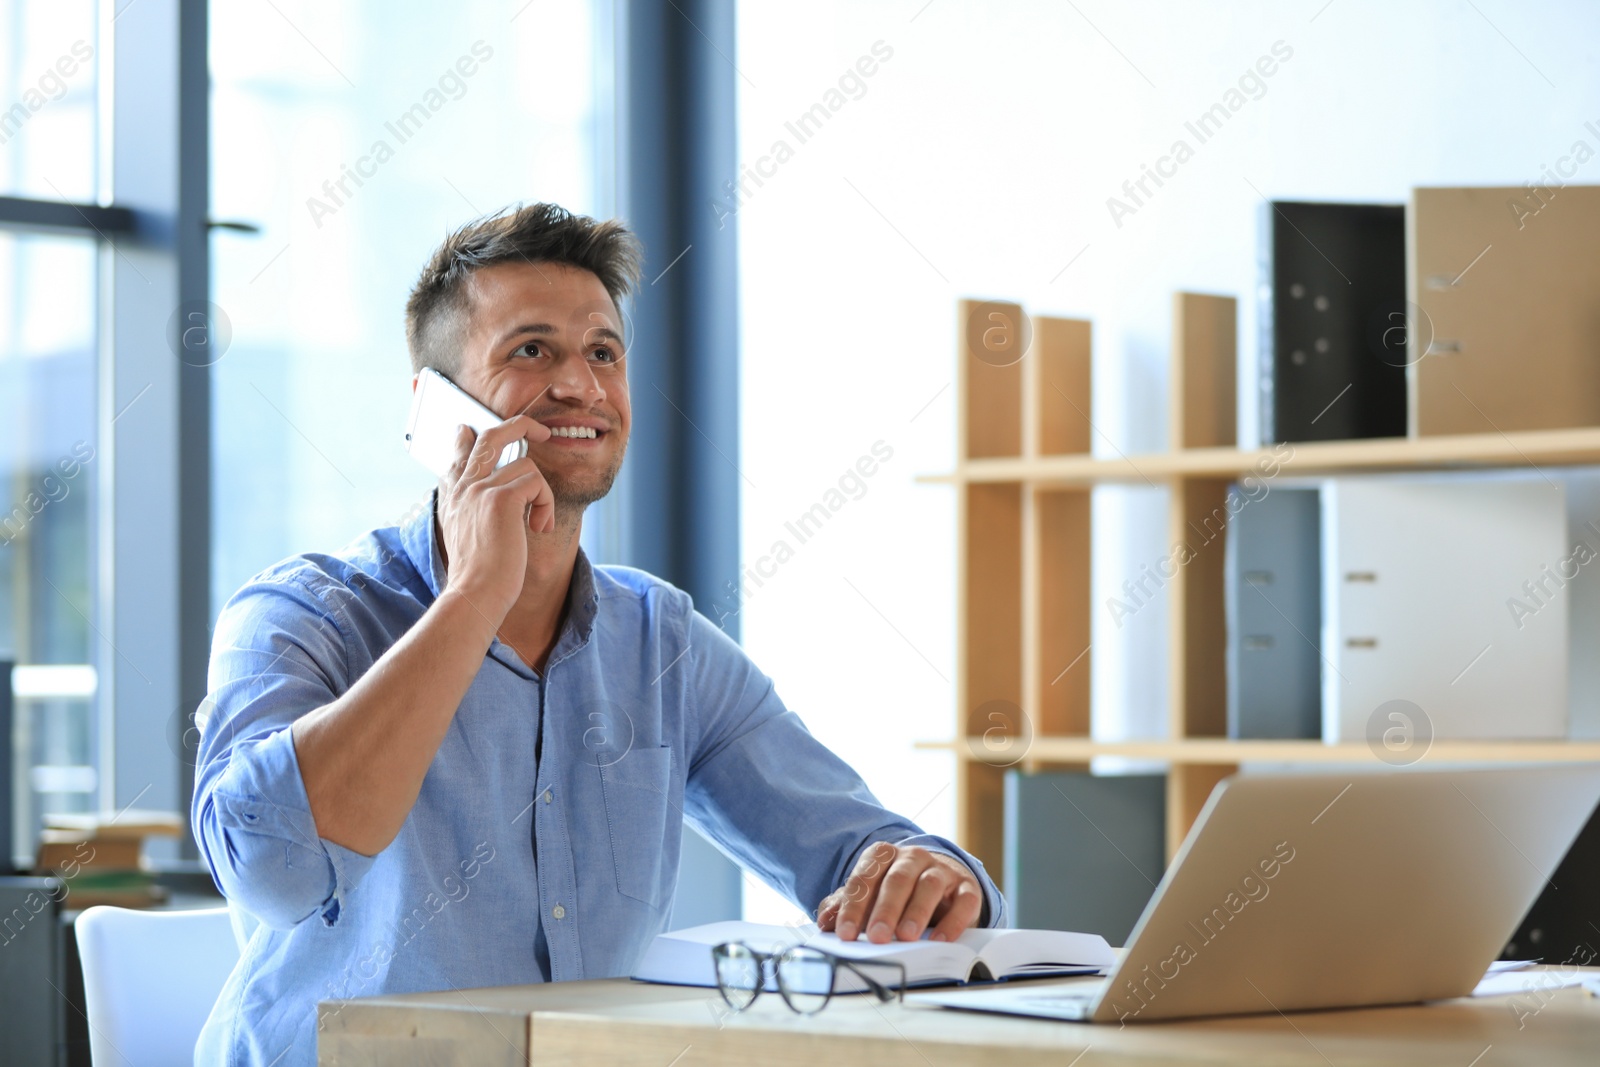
[1093,764,1600,1023]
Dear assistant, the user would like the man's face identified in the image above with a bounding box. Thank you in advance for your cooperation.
[450,260,630,510]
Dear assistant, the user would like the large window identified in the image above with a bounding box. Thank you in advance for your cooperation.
[0,0,97,201]
[1,0,611,869]
[0,231,99,866]
[1,0,101,867]
[209,1,609,608]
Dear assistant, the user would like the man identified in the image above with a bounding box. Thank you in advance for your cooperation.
[193,203,1002,1065]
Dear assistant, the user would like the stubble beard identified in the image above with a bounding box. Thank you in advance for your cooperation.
[542,436,627,516]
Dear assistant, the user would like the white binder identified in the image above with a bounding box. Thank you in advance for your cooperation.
[1321,475,1568,742]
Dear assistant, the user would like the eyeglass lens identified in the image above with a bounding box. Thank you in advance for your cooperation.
[713,943,762,1010]
[775,946,834,1014]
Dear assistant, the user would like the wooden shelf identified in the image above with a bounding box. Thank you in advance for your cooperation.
[919,737,1600,765]
[937,293,1600,878]
[917,424,1600,487]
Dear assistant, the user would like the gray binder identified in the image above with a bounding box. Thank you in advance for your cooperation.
[1003,771,1165,945]
[0,876,66,1064]
[1,660,11,872]
[1225,486,1322,739]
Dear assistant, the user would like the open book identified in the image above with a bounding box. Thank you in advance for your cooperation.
[632,921,1113,992]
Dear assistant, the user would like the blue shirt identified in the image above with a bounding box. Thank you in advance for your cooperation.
[192,494,1003,1066]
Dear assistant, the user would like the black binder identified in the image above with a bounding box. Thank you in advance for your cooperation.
[1260,201,1407,443]
[1503,796,1600,965]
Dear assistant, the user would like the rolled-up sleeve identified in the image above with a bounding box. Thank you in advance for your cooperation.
[193,574,378,930]
[680,607,1007,929]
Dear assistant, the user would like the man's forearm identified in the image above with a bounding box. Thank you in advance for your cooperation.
[290,588,496,856]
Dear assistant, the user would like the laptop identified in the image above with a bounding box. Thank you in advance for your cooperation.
[910,764,1600,1024]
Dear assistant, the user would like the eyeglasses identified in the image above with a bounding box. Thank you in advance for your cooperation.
[712,940,908,1015]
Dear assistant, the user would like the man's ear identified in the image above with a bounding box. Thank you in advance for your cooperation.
[411,374,420,394]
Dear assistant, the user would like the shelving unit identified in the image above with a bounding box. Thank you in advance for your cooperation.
[925,296,1600,882]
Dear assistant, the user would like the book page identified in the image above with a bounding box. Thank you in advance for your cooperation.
[967,929,1115,979]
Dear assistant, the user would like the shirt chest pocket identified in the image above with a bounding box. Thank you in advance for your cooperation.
[598,746,676,908]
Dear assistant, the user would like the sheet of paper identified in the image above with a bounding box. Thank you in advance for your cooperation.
[906,978,1108,1021]
[1472,969,1588,998]
[1484,960,1536,975]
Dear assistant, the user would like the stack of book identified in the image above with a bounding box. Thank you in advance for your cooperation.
[33,809,182,909]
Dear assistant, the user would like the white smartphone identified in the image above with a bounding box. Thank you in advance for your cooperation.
[404,367,528,479]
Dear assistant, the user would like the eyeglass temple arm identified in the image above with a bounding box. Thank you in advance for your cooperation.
[837,958,908,1002]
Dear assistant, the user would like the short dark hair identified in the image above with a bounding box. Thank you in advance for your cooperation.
[404,202,644,374]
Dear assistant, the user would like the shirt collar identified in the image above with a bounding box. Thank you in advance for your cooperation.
[549,545,600,668]
[398,490,600,666]
[399,492,448,600]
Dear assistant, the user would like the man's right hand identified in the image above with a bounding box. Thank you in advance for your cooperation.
[436,416,555,624]
[292,414,554,857]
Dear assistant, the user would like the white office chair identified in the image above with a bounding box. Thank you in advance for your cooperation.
[75,905,239,1067]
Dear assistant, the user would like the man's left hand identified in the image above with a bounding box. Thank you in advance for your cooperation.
[816,842,985,944]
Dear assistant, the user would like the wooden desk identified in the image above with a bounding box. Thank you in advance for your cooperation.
[319,969,1600,1066]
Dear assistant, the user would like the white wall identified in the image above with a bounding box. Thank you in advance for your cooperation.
[735,0,1600,921]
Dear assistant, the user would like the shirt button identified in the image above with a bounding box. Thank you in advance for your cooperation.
[543,789,552,804]
[552,904,566,920]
